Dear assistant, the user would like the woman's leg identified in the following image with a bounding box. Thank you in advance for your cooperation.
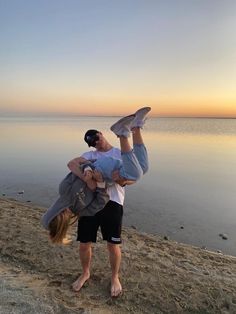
[118,136,143,181]
[110,115,143,181]
[132,126,144,145]
[119,135,132,152]
[128,106,150,174]
[132,128,149,174]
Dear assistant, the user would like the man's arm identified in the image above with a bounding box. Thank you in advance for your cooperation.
[67,157,88,179]
[112,170,135,187]
[68,156,98,190]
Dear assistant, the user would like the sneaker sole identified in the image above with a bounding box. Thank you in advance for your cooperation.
[110,114,135,132]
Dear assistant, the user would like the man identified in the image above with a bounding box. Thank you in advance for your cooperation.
[67,107,151,297]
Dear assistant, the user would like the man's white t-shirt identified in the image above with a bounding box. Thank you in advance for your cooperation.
[81,147,125,205]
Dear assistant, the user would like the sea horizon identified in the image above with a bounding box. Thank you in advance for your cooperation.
[0,113,235,119]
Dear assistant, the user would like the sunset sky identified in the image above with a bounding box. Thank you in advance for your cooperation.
[1,0,236,117]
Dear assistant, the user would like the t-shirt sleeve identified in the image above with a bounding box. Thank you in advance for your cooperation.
[81,151,93,160]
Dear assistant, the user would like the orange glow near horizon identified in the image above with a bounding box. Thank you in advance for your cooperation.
[1,96,235,118]
[0,80,235,117]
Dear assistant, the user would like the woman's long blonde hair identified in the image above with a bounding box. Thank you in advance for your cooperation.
[48,209,78,244]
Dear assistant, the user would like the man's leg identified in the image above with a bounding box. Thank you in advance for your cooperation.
[100,201,123,297]
[73,215,99,292]
[107,242,122,297]
[72,242,92,291]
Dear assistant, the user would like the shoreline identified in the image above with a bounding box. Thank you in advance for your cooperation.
[1,197,236,313]
[2,193,234,257]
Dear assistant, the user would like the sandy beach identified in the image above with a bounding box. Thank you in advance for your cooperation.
[1,197,236,314]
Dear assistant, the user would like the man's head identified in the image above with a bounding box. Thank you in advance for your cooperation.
[84,129,100,147]
[84,129,111,151]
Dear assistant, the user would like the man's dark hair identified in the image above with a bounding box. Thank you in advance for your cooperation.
[84,129,100,147]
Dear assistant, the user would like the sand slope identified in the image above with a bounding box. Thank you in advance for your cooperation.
[0,197,236,314]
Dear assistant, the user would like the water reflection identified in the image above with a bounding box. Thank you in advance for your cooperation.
[0,117,236,255]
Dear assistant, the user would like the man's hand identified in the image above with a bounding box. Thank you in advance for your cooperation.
[112,170,127,186]
[112,170,135,187]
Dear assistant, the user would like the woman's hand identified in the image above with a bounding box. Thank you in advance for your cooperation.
[93,170,103,182]
[83,170,93,182]
[83,171,97,191]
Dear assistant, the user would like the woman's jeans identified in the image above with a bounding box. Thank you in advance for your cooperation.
[93,144,149,182]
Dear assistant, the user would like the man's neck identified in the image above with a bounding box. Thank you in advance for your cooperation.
[97,143,113,152]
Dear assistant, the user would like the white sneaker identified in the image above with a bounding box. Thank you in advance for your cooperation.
[131,106,151,129]
[110,114,135,137]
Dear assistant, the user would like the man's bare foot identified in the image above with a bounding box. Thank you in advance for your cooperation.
[111,276,122,297]
[72,272,90,292]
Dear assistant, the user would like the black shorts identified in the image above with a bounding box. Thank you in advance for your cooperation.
[77,201,123,244]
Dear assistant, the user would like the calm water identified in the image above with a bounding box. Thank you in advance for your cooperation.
[1,116,236,255]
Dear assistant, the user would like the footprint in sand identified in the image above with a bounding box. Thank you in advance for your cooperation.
[48,280,62,287]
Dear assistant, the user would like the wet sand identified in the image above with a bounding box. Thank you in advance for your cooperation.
[1,197,236,313]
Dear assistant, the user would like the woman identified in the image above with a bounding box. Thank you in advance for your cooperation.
[41,170,109,243]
